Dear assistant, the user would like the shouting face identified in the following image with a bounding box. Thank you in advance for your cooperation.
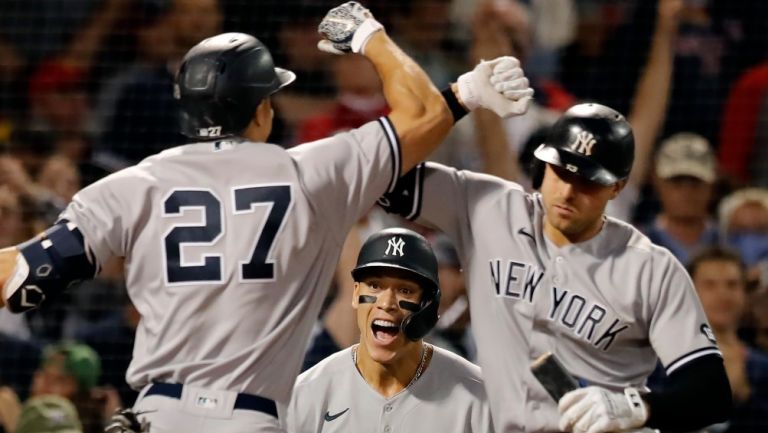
[353,270,424,365]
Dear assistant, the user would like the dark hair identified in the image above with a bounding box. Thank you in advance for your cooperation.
[687,246,747,283]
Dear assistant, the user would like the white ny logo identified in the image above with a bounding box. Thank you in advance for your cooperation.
[385,237,405,256]
[569,131,596,156]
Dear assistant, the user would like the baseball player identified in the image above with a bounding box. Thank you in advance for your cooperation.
[282,228,493,433]
[0,2,532,433]
[378,103,732,433]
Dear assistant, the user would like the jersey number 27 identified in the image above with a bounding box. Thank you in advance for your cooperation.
[162,185,291,284]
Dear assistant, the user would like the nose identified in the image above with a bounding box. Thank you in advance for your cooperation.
[376,288,398,311]
[558,178,575,200]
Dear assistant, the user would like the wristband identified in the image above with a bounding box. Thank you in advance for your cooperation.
[441,87,469,123]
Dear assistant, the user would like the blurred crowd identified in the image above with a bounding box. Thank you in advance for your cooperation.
[0,0,766,432]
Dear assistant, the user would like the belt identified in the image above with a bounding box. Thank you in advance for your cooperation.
[144,383,278,418]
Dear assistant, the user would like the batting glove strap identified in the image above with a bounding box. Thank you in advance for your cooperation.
[317,2,383,55]
[624,387,649,425]
[456,56,533,118]
[558,386,648,433]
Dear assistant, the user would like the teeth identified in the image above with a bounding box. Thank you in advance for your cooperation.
[373,319,398,328]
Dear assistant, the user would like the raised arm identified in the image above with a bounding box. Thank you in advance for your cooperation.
[626,0,682,187]
[317,2,532,172]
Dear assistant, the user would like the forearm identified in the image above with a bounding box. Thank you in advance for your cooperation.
[473,107,520,181]
[363,32,451,171]
[326,226,363,347]
[627,15,677,186]
[0,247,20,309]
[645,355,732,431]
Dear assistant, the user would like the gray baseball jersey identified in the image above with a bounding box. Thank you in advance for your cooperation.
[59,117,401,405]
[281,345,493,433]
[379,162,720,433]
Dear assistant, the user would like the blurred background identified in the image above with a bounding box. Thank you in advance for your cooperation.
[0,0,765,432]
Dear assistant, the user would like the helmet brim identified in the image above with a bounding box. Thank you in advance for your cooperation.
[352,263,438,292]
[274,67,296,92]
[533,144,619,186]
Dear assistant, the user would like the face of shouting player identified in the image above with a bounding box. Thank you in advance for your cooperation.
[541,164,624,244]
[353,269,423,365]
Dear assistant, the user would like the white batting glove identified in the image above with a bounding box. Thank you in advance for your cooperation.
[457,56,533,118]
[317,2,383,55]
[558,387,648,433]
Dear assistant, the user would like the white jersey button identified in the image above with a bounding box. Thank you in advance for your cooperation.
[556,256,564,263]
[384,405,393,413]
[384,425,392,433]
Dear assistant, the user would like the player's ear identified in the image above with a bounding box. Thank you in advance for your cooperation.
[610,179,627,199]
[253,98,272,127]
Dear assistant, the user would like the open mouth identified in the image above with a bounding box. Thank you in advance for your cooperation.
[371,319,400,344]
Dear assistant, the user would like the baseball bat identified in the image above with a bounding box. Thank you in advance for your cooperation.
[530,352,579,402]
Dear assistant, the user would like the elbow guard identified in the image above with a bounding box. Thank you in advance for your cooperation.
[4,221,97,313]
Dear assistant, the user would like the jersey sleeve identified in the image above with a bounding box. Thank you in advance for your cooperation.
[648,252,721,375]
[378,161,520,248]
[288,117,401,241]
[58,170,134,269]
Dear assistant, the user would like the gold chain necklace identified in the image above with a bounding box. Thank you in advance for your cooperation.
[352,343,430,389]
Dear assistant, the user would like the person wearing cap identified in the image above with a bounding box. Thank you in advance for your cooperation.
[14,395,83,433]
[643,132,720,264]
[718,188,768,291]
[282,228,493,433]
[29,343,105,433]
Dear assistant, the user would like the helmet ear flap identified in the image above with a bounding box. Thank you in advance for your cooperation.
[401,286,441,341]
[531,158,545,190]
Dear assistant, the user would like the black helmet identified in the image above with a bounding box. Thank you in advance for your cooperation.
[352,228,440,341]
[532,103,634,188]
[174,32,295,140]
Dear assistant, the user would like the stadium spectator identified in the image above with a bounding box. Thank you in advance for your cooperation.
[717,61,768,188]
[389,0,462,89]
[687,246,768,433]
[14,395,83,433]
[75,295,139,407]
[718,188,768,290]
[35,156,81,205]
[93,0,182,168]
[296,54,387,143]
[644,132,719,263]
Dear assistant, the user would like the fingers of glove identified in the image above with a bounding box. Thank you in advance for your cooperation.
[502,87,534,101]
[483,56,521,73]
[494,77,530,94]
[559,388,600,432]
[559,387,592,413]
[490,67,524,84]
[571,407,602,433]
[317,40,347,55]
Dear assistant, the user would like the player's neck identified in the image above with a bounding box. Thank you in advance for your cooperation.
[543,216,605,247]
[355,342,429,398]
[242,119,272,143]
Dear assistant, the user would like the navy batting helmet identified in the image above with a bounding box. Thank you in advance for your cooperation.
[352,228,441,341]
[174,32,295,140]
[531,103,635,189]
